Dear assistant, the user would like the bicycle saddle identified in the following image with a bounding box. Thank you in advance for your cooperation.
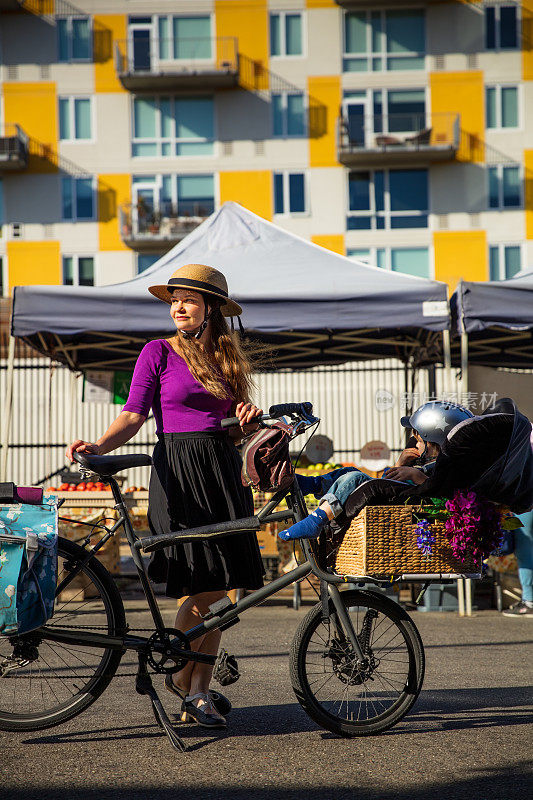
[73,452,152,477]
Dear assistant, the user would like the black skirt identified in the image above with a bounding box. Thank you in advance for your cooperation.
[147,431,265,598]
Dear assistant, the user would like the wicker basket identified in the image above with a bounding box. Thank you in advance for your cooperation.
[334,505,480,578]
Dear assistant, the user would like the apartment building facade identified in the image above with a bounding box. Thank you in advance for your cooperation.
[0,0,532,297]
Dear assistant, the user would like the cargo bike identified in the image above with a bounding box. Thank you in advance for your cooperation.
[0,402,479,751]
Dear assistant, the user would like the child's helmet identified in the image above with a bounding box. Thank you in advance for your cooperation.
[400,401,474,446]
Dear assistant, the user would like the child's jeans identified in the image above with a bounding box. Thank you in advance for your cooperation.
[516,510,533,604]
[318,467,372,518]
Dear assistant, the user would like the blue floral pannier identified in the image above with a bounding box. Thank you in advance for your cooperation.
[0,496,58,636]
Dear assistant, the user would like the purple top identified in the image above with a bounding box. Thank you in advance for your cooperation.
[122,339,232,433]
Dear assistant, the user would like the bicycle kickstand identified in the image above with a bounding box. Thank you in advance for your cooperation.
[135,650,187,753]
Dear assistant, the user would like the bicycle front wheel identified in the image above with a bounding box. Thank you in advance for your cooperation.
[0,536,126,732]
[290,589,424,737]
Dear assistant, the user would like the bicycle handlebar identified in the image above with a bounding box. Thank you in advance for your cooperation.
[220,401,316,429]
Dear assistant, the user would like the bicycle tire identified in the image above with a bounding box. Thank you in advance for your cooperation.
[0,536,126,732]
[290,589,425,737]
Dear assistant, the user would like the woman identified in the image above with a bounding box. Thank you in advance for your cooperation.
[66,264,264,729]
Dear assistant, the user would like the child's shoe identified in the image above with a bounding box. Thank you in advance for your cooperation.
[278,508,328,541]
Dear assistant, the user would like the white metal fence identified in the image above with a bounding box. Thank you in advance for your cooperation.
[1,355,463,489]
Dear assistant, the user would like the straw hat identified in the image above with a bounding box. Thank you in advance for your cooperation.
[148,264,242,317]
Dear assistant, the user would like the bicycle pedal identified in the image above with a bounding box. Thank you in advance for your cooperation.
[213,649,240,687]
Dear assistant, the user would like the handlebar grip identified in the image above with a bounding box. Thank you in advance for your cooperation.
[268,402,313,418]
[220,417,240,429]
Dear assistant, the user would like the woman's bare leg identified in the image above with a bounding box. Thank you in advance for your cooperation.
[171,590,225,712]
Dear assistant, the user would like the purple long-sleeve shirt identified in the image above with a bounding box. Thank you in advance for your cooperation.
[122,339,232,433]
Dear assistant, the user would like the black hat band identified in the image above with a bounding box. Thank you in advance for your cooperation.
[167,277,228,297]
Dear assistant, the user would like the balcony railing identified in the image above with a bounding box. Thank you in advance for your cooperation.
[338,112,460,166]
[0,124,29,171]
[119,201,211,251]
[335,1,444,7]
[115,37,239,91]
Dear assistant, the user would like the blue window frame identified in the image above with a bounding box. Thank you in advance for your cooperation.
[272,92,306,137]
[57,17,92,62]
[347,246,429,277]
[132,96,214,157]
[348,169,428,230]
[489,244,521,280]
[273,172,306,214]
[344,9,425,73]
[485,5,519,50]
[62,255,94,286]
[62,177,95,221]
[488,165,521,209]
[270,12,303,56]
[59,97,92,140]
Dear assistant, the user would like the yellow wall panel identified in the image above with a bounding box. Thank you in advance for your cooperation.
[433,231,487,291]
[7,241,61,291]
[525,150,533,238]
[306,1,336,7]
[430,72,484,163]
[98,174,131,251]
[94,14,127,93]
[523,1,533,80]
[311,235,345,255]
[215,0,268,90]
[3,83,58,173]
[308,76,341,168]
[219,171,272,220]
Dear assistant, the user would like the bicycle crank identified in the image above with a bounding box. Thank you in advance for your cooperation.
[146,628,190,674]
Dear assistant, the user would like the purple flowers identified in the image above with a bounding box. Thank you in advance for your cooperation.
[415,519,436,556]
[443,491,503,562]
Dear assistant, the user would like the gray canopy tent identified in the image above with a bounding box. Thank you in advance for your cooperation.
[2,202,452,479]
[451,270,533,388]
[11,202,450,371]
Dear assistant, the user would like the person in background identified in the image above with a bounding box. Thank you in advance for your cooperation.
[67,264,265,729]
[280,402,473,541]
[503,509,533,617]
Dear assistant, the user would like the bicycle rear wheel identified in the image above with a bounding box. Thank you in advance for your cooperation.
[290,589,424,736]
[0,536,126,732]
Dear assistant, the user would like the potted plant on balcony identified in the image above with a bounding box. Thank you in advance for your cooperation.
[148,210,161,235]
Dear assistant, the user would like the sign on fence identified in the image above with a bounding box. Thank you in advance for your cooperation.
[83,371,132,404]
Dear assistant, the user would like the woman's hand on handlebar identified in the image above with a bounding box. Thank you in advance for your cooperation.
[66,440,102,462]
[235,401,263,435]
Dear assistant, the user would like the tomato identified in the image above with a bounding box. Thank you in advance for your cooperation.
[68,485,77,492]
[85,482,95,490]
[76,483,86,491]
[95,482,105,490]
[59,483,69,491]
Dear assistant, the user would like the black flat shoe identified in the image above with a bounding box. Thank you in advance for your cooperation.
[182,693,227,728]
[164,674,232,716]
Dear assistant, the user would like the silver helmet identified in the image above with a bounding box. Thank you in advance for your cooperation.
[400,401,474,446]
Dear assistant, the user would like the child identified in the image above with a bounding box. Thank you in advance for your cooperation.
[279,401,473,541]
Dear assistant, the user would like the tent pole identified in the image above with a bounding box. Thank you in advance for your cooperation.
[460,331,469,396]
[0,335,16,483]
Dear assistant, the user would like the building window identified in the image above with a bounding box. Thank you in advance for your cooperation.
[343,88,426,142]
[57,17,92,62]
[270,12,303,56]
[61,177,96,221]
[273,172,307,215]
[489,244,522,280]
[63,255,95,286]
[132,173,215,219]
[344,9,425,73]
[272,92,306,137]
[485,5,519,50]
[132,96,214,157]
[59,97,93,141]
[347,247,430,278]
[137,254,160,274]
[488,164,522,209]
[347,169,428,230]
[157,15,212,60]
[486,86,519,129]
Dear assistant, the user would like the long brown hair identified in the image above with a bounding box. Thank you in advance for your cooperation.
[167,301,257,404]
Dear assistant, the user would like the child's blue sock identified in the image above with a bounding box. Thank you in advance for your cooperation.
[296,473,322,497]
[278,508,329,541]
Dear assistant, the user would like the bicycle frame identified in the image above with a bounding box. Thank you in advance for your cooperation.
[41,472,366,663]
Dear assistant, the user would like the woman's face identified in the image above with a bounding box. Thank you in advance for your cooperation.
[170,289,205,333]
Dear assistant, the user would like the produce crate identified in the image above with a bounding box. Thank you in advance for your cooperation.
[333,505,482,580]
[58,507,121,600]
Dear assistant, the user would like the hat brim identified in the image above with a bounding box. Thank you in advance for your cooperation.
[148,284,243,317]
[400,416,412,428]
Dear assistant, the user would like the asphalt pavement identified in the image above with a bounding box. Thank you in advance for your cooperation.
[2,594,532,800]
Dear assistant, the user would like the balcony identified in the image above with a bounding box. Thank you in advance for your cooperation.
[334,1,444,7]
[115,37,239,92]
[338,113,460,167]
[119,201,210,252]
[0,124,29,171]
